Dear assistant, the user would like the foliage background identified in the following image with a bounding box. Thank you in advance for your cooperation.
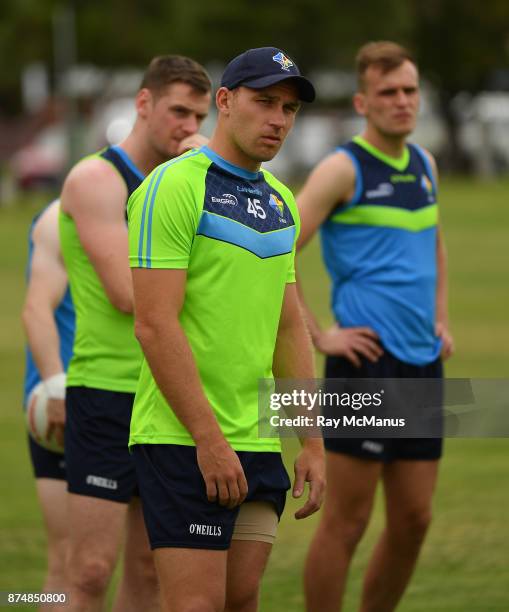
[2,0,509,114]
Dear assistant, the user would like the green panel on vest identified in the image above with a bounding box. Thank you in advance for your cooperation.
[331,204,438,232]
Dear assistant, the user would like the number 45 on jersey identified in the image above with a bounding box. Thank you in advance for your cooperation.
[247,198,266,219]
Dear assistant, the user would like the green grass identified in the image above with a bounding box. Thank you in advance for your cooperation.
[1,180,509,610]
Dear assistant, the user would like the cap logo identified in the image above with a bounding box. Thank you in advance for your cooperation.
[272,51,294,72]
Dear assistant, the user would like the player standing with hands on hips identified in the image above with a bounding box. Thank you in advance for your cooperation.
[298,41,453,612]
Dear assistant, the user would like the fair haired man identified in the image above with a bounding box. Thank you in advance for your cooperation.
[59,55,212,611]
[22,200,74,610]
[299,41,453,611]
[128,47,325,612]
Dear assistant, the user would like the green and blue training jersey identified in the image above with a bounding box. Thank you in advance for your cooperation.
[128,146,299,451]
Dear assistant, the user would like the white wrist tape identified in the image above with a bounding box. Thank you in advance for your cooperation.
[43,373,67,400]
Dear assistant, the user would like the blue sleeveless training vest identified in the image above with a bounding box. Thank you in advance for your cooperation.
[320,136,442,366]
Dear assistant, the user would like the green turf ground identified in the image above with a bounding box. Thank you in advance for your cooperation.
[1,179,508,610]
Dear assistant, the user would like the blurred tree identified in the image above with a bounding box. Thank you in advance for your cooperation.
[2,0,509,172]
[0,0,414,112]
[0,0,58,114]
[410,0,509,170]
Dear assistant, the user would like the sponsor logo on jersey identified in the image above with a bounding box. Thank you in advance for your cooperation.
[189,523,222,536]
[237,185,263,196]
[86,475,118,490]
[391,173,416,183]
[269,194,285,216]
[366,183,394,199]
[272,51,294,72]
[211,193,238,206]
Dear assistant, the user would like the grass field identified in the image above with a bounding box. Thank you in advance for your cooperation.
[1,179,508,610]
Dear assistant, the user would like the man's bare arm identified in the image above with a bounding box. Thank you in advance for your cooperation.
[60,158,133,313]
[296,153,382,365]
[273,283,326,519]
[424,150,454,360]
[22,201,67,445]
[435,225,453,359]
[132,267,248,509]
[296,151,356,250]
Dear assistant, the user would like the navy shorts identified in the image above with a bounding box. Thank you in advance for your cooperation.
[132,444,291,550]
[324,349,443,462]
[28,435,66,480]
[65,386,138,502]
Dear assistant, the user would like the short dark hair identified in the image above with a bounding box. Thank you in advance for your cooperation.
[140,55,211,96]
[356,41,415,90]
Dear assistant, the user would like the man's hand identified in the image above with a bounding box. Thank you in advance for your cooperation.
[177,133,209,155]
[293,440,326,520]
[46,398,66,448]
[196,437,248,509]
[436,321,454,360]
[43,373,66,449]
[316,323,383,367]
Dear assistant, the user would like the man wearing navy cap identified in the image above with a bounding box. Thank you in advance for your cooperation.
[127,48,325,611]
[220,46,316,103]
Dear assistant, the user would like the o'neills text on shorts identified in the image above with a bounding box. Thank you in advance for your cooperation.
[189,523,222,536]
[86,475,118,490]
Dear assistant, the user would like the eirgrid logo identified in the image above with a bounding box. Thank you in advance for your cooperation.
[211,193,238,206]
[366,183,394,199]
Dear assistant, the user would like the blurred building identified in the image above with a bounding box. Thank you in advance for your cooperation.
[3,63,509,199]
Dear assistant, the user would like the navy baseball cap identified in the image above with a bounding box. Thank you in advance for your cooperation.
[221,47,316,103]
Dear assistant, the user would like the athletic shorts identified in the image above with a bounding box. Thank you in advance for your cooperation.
[132,444,291,550]
[324,349,443,462]
[28,435,66,480]
[65,386,138,502]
